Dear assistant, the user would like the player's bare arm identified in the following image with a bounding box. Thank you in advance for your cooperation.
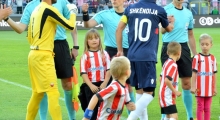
[188,29,197,56]
[6,20,27,34]
[82,3,98,28]
[116,21,126,56]
[82,95,99,120]
[71,27,79,60]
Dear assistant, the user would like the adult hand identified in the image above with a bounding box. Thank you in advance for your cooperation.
[71,48,78,60]
[82,3,89,12]
[0,4,13,21]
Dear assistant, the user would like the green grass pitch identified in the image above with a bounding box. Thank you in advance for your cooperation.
[0,28,219,120]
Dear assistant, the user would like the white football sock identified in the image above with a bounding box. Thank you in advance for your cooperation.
[127,93,153,120]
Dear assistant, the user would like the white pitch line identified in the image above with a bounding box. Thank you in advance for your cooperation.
[0,77,127,120]
[0,77,64,101]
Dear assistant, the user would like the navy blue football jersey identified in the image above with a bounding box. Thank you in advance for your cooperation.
[124,0,169,61]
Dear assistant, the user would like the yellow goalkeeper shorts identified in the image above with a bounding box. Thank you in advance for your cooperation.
[28,50,58,93]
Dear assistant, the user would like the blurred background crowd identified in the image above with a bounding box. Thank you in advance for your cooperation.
[1,0,219,15]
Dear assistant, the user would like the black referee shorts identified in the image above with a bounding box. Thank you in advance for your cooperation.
[54,40,73,79]
[161,105,177,114]
[105,46,130,84]
[160,42,192,78]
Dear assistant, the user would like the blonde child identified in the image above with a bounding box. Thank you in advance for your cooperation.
[79,28,111,120]
[191,33,217,120]
[159,42,182,120]
[82,56,136,120]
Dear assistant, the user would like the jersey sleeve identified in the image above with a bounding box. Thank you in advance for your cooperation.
[80,54,88,75]
[188,11,194,29]
[166,63,177,81]
[96,84,118,101]
[47,7,75,30]
[62,0,71,19]
[20,3,37,25]
[192,55,199,72]
[92,11,104,25]
[158,8,169,28]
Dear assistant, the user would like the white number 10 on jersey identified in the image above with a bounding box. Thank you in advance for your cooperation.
[134,18,152,42]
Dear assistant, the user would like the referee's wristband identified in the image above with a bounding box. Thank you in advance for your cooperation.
[4,17,9,22]
[84,108,94,119]
[73,46,79,49]
[82,11,90,21]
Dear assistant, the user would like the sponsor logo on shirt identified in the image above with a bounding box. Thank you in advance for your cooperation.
[87,66,105,72]
[197,72,213,76]
[106,108,123,114]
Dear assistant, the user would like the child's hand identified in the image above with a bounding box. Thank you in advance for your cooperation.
[174,91,181,97]
[190,87,197,94]
[82,118,89,120]
[89,84,99,93]
[100,82,107,90]
[126,102,136,111]
[213,89,217,96]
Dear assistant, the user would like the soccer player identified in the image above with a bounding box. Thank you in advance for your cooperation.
[5,0,79,119]
[81,0,135,114]
[160,0,197,119]
[116,0,174,119]
[191,33,217,120]
[82,56,136,120]
[0,4,12,21]
[25,0,77,119]
[159,42,182,120]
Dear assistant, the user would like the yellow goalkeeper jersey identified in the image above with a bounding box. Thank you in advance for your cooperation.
[27,2,76,52]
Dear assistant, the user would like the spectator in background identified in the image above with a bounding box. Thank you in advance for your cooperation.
[99,0,106,11]
[92,0,98,13]
[107,1,112,8]
[0,4,12,21]
[128,0,136,5]
[211,7,219,14]
[78,0,84,14]
[87,0,93,13]
[124,0,129,8]
[103,3,108,10]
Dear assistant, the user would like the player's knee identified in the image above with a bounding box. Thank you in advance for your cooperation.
[143,87,155,97]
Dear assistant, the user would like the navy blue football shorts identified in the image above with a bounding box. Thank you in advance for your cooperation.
[130,61,156,89]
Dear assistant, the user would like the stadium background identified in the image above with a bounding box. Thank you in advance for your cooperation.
[0,0,220,119]
[0,28,220,120]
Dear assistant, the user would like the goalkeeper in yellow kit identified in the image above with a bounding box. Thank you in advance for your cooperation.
[25,0,77,119]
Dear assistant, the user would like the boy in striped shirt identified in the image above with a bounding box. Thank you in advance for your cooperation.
[83,56,136,120]
[159,42,182,120]
[191,33,217,120]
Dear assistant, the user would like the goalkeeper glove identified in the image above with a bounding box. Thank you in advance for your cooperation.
[67,4,78,15]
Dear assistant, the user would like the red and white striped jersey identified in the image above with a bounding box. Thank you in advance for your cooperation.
[96,80,130,120]
[80,50,110,82]
[192,53,217,97]
[159,58,179,107]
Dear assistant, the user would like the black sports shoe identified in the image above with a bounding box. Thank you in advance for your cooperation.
[190,118,194,120]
